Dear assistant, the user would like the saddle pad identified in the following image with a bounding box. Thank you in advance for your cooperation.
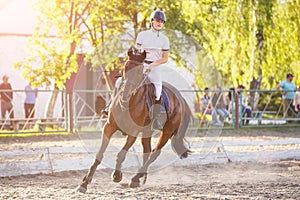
[147,89,170,113]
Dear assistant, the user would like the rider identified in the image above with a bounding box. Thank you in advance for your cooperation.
[136,9,170,131]
[102,9,169,131]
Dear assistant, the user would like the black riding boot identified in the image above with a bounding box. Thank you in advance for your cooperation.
[101,87,118,117]
[151,98,163,131]
[101,101,110,117]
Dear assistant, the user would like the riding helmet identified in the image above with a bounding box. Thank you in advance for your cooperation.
[150,9,166,23]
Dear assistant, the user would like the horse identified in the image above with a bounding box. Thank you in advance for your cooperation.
[76,46,192,193]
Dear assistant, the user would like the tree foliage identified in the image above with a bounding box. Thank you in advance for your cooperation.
[15,0,130,89]
[181,0,300,89]
[15,0,300,91]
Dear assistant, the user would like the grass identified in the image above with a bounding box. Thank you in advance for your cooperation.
[0,130,70,138]
[1,114,299,138]
[0,122,70,138]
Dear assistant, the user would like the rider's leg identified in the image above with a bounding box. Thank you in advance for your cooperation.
[152,97,163,131]
[102,77,123,116]
[147,67,163,131]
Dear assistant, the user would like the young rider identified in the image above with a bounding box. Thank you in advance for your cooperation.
[135,9,170,131]
[102,9,169,131]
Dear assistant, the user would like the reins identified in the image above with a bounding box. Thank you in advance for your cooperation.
[118,59,148,111]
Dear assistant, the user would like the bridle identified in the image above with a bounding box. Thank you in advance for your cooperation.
[119,59,148,111]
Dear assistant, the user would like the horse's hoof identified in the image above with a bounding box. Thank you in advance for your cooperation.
[112,170,122,183]
[76,185,87,193]
[129,179,140,188]
[142,174,148,185]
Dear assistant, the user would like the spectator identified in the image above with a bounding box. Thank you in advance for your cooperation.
[276,73,296,117]
[200,87,220,125]
[226,87,235,113]
[236,85,253,125]
[294,85,300,114]
[211,86,230,123]
[24,82,38,127]
[0,75,14,129]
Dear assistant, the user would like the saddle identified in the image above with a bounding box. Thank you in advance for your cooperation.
[146,83,170,114]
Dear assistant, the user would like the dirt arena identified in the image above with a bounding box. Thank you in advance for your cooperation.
[1,128,300,200]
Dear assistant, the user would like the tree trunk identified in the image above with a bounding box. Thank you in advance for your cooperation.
[249,0,263,111]
[250,28,264,111]
[250,75,262,110]
[46,84,59,119]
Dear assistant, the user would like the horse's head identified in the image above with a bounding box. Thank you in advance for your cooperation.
[127,46,147,64]
[121,46,146,102]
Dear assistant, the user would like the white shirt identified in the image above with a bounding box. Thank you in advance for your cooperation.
[136,29,170,62]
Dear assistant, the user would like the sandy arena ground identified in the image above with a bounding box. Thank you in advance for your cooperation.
[0,128,300,199]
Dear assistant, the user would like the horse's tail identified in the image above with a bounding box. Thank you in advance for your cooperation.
[171,99,193,159]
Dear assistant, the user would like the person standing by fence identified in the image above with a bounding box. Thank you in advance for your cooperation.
[276,73,296,118]
[0,75,14,129]
[24,82,38,127]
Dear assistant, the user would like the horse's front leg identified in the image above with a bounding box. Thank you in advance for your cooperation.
[129,149,161,188]
[129,129,173,188]
[112,134,137,183]
[141,135,152,165]
[139,136,152,184]
[76,123,116,193]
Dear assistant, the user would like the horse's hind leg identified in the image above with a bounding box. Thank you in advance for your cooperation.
[76,123,116,193]
[112,134,137,183]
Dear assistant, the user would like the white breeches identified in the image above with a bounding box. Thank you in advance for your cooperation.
[145,65,162,101]
[115,77,123,89]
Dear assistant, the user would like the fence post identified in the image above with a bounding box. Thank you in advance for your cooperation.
[68,92,74,133]
[234,92,240,129]
[66,93,71,133]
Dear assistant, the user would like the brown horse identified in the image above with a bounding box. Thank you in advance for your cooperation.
[76,46,192,193]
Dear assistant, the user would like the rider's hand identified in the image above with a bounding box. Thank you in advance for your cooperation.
[144,64,152,73]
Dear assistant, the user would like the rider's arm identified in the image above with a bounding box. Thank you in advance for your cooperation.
[150,51,169,67]
[276,83,281,90]
[276,82,286,95]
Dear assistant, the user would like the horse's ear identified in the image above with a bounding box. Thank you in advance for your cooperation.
[127,46,134,57]
[142,50,146,60]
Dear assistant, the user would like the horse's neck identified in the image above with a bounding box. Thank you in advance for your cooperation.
[133,83,148,100]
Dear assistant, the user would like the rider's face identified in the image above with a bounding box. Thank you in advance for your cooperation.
[152,19,164,30]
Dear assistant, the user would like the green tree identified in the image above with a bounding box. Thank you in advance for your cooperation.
[14,0,131,118]
[15,0,87,118]
[181,0,299,88]
[14,0,300,117]
[263,0,300,87]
